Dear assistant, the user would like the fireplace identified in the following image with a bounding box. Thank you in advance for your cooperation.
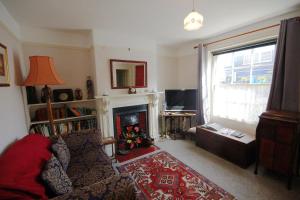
[113,104,151,153]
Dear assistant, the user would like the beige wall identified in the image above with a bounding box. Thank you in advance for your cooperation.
[93,45,158,96]
[177,53,197,89]
[92,45,179,96]
[22,44,93,100]
[157,55,178,91]
[0,23,27,153]
[91,29,164,96]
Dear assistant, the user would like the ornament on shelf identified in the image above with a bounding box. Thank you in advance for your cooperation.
[86,76,95,99]
[74,88,83,100]
[26,86,38,104]
[128,87,136,94]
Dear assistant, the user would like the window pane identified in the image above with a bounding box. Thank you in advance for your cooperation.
[253,45,275,64]
[252,65,273,84]
[215,44,275,85]
[233,49,251,67]
[224,69,232,84]
[234,68,250,83]
[215,53,233,84]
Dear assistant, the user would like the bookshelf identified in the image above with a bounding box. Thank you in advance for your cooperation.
[24,97,98,136]
[27,99,97,109]
[30,114,97,125]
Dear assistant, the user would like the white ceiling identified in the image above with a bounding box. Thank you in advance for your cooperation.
[1,0,300,46]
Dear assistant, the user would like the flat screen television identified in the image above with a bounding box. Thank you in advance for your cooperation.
[165,89,197,111]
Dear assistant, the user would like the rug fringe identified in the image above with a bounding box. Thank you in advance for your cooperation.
[114,149,164,167]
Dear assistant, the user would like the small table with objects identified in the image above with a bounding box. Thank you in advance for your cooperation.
[161,111,196,139]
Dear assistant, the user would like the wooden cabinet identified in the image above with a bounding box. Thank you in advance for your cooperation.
[196,126,256,168]
[255,110,300,189]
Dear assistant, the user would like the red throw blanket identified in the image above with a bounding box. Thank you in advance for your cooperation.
[0,134,52,200]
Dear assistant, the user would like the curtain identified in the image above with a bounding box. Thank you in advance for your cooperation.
[196,44,207,125]
[267,17,300,111]
[213,84,271,124]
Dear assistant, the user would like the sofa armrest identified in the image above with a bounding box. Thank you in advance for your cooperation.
[50,173,137,200]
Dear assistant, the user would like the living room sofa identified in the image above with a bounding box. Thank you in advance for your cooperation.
[0,130,137,200]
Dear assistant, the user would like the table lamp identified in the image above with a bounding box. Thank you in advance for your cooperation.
[23,56,64,136]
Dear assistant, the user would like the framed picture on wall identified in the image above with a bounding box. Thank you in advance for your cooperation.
[0,43,10,87]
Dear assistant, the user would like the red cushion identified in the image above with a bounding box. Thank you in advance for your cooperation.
[0,134,52,200]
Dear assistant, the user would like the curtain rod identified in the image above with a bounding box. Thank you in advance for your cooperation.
[193,24,280,49]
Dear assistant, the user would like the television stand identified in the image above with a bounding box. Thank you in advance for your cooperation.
[160,111,196,139]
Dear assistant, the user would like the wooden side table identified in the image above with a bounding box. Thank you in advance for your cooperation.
[101,137,116,159]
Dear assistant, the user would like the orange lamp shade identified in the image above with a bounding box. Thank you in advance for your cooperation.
[23,56,64,86]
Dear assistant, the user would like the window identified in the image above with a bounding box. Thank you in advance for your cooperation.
[215,44,275,85]
[212,41,276,123]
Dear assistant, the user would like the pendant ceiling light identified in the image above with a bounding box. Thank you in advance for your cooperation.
[184,0,204,31]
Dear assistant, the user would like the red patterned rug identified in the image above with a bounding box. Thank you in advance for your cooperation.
[116,146,160,163]
[117,150,236,200]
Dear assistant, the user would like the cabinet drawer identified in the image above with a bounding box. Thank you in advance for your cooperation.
[276,126,295,144]
[259,119,277,139]
[259,138,275,169]
[273,143,292,174]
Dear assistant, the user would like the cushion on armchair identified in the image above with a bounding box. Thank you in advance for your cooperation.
[41,154,73,195]
[51,136,70,171]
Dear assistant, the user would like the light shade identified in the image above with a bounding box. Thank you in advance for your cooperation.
[184,11,204,31]
[23,56,64,86]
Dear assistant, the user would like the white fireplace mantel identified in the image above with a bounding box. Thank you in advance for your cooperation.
[95,92,163,140]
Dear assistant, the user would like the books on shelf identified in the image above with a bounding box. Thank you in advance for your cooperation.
[69,107,81,117]
[29,118,97,136]
[29,124,51,137]
[27,97,97,136]
[32,106,97,122]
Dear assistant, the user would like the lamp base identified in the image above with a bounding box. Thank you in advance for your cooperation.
[44,85,56,136]
[41,86,52,103]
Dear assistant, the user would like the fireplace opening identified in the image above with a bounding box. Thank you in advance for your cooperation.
[113,104,153,154]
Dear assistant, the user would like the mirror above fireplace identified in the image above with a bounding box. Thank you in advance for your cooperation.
[110,59,147,89]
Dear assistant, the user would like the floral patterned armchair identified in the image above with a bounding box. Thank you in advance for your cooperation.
[50,130,137,200]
